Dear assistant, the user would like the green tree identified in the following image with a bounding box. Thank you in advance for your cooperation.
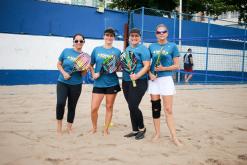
[178,0,246,24]
[109,0,149,10]
[109,0,246,24]
[109,0,176,11]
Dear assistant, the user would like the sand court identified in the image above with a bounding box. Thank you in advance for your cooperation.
[0,84,247,165]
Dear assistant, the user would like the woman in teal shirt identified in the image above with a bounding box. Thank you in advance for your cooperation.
[148,24,182,146]
[56,33,87,135]
[122,28,151,140]
[89,28,121,136]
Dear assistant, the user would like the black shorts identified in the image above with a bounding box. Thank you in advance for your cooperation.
[92,85,121,94]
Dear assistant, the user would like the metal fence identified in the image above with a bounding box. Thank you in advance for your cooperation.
[129,7,247,84]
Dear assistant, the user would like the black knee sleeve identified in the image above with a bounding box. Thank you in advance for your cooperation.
[151,99,161,119]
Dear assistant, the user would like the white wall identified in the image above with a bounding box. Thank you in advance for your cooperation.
[0,33,124,70]
[0,33,245,72]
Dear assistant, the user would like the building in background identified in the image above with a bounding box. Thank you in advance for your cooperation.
[44,0,113,8]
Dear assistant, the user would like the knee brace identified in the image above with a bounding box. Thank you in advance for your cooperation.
[151,99,161,119]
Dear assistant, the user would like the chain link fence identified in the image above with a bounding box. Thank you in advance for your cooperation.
[130,7,247,83]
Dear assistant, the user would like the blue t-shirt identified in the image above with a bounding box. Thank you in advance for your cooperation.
[149,42,180,77]
[122,44,151,81]
[58,48,83,85]
[91,46,121,88]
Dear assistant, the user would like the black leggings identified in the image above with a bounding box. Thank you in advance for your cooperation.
[56,81,82,123]
[122,79,148,132]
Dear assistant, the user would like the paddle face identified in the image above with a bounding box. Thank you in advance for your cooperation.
[120,51,137,73]
[154,47,164,76]
[120,51,137,87]
[70,52,91,75]
[155,46,164,67]
[101,55,120,74]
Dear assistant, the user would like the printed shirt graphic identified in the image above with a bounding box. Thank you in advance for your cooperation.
[149,42,180,77]
[122,44,151,81]
[91,46,121,87]
[58,48,83,85]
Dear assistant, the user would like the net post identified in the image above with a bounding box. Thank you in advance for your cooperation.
[205,17,211,83]
[241,25,246,82]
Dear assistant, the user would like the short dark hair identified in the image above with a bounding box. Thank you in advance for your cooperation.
[129,28,141,36]
[188,48,192,51]
[73,33,85,41]
[104,28,115,36]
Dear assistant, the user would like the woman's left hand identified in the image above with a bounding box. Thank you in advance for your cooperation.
[93,72,100,80]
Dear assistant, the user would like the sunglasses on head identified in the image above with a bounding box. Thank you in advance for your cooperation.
[156,30,167,34]
[74,40,84,43]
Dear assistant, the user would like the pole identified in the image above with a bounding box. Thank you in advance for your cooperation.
[205,18,211,83]
[141,7,144,44]
[178,0,182,83]
[173,11,176,42]
[179,0,182,49]
[241,25,246,82]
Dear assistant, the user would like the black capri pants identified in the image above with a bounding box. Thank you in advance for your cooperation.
[56,81,82,123]
[122,79,148,132]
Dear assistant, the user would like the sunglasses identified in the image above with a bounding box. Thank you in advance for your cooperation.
[156,30,167,34]
[74,40,84,43]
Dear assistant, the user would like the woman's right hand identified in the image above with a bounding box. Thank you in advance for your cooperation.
[149,72,157,81]
[92,72,100,80]
[63,72,71,80]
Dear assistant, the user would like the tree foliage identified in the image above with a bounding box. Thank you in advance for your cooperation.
[109,0,246,24]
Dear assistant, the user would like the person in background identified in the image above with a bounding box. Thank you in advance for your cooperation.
[56,33,87,135]
[183,48,194,83]
[148,24,182,146]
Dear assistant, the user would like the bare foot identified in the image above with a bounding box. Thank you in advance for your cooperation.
[88,128,97,134]
[57,130,62,136]
[66,123,73,133]
[66,128,73,134]
[152,134,160,142]
[172,138,183,146]
[103,130,110,136]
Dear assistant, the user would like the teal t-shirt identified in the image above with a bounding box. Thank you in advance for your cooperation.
[58,48,83,85]
[149,42,180,77]
[91,46,121,87]
[122,44,151,81]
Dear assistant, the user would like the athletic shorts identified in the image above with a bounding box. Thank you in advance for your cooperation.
[147,76,176,96]
[92,85,121,94]
[184,64,193,72]
[184,67,193,72]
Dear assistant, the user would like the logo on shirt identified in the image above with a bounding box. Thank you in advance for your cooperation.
[98,53,114,59]
[153,50,169,56]
[67,55,77,62]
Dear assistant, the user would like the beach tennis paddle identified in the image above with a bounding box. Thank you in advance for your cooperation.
[70,52,91,75]
[154,46,164,76]
[120,51,137,87]
[101,55,120,74]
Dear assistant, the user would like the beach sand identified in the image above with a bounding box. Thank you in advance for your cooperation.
[0,84,247,165]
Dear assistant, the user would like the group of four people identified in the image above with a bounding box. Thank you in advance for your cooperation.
[56,24,182,146]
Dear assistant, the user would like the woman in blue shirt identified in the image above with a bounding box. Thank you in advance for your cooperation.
[56,33,87,135]
[89,28,121,136]
[122,28,151,140]
[148,24,182,146]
